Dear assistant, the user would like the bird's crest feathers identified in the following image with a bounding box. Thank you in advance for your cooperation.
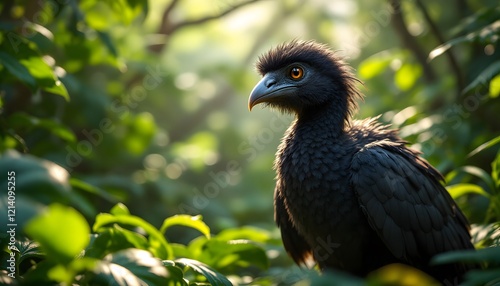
[255,40,363,121]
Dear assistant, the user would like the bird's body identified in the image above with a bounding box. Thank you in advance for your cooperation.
[275,117,397,273]
[248,40,476,283]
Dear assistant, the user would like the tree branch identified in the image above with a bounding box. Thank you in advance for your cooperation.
[389,0,436,82]
[150,0,261,53]
[159,0,181,34]
[167,0,261,34]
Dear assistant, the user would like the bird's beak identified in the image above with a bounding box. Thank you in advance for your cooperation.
[248,73,295,111]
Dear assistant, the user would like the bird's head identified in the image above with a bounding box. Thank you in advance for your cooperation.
[248,40,361,121]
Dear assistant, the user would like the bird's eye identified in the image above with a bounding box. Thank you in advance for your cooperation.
[289,67,304,80]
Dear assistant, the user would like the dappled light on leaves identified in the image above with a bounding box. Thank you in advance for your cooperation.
[25,204,90,263]
[368,264,440,286]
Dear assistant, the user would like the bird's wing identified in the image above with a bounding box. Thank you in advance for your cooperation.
[275,187,312,265]
[350,140,473,263]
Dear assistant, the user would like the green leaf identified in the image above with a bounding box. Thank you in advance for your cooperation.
[445,165,496,193]
[162,261,188,286]
[468,135,500,157]
[69,178,118,203]
[358,51,393,79]
[492,152,500,190]
[446,183,490,199]
[367,263,438,285]
[0,50,36,87]
[25,204,90,263]
[432,246,500,265]
[123,112,156,155]
[110,203,131,216]
[160,215,211,239]
[97,31,118,57]
[15,239,44,265]
[463,269,500,286]
[214,226,271,243]
[429,20,500,61]
[202,239,269,271]
[462,61,500,95]
[1,150,95,218]
[93,212,172,259]
[43,79,70,100]
[490,74,500,98]
[394,63,422,91]
[91,249,169,286]
[85,225,149,258]
[175,258,233,286]
[7,112,76,142]
[0,33,69,100]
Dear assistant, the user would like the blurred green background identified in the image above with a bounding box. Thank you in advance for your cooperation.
[1,0,500,284]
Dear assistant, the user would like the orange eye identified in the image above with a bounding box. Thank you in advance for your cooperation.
[290,67,304,80]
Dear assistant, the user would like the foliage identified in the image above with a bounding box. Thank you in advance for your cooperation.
[2,200,270,285]
[1,0,500,285]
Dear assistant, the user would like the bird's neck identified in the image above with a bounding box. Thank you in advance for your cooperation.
[295,101,349,138]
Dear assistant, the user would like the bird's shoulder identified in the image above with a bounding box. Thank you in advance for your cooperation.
[347,116,404,147]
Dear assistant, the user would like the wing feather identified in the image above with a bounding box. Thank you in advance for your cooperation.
[274,186,311,265]
[350,143,474,265]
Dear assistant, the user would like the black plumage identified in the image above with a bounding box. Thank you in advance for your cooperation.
[248,40,476,283]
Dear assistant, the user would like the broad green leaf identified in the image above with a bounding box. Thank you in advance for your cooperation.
[490,74,500,98]
[162,261,187,286]
[160,215,211,239]
[93,212,172,259]
[214,226,271,243]
[43,79,69,100]
[0,34,69,100]
[468,135,500,157]
[464,269,500,286]
[187,236,209,259]
[14,240,44,265]
[0,150,71,198]
[463,61,500,95]
[202,239,269,270]
[85,225,149,258]
[394,63,422,91]
[25,204,90,263]
[169,243,192,259]
[368,263,438,285]
[175,258,233,286]
[110,203,131,216]
[0,51,36,87]
[91,249,169,286]
[445,165,495,193]
[358,52,393,79]
[432,246,500,265]
[447,183,490,199]
[0,150,96,218]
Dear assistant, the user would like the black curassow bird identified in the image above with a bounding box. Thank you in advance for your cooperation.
[248,40,476,283]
